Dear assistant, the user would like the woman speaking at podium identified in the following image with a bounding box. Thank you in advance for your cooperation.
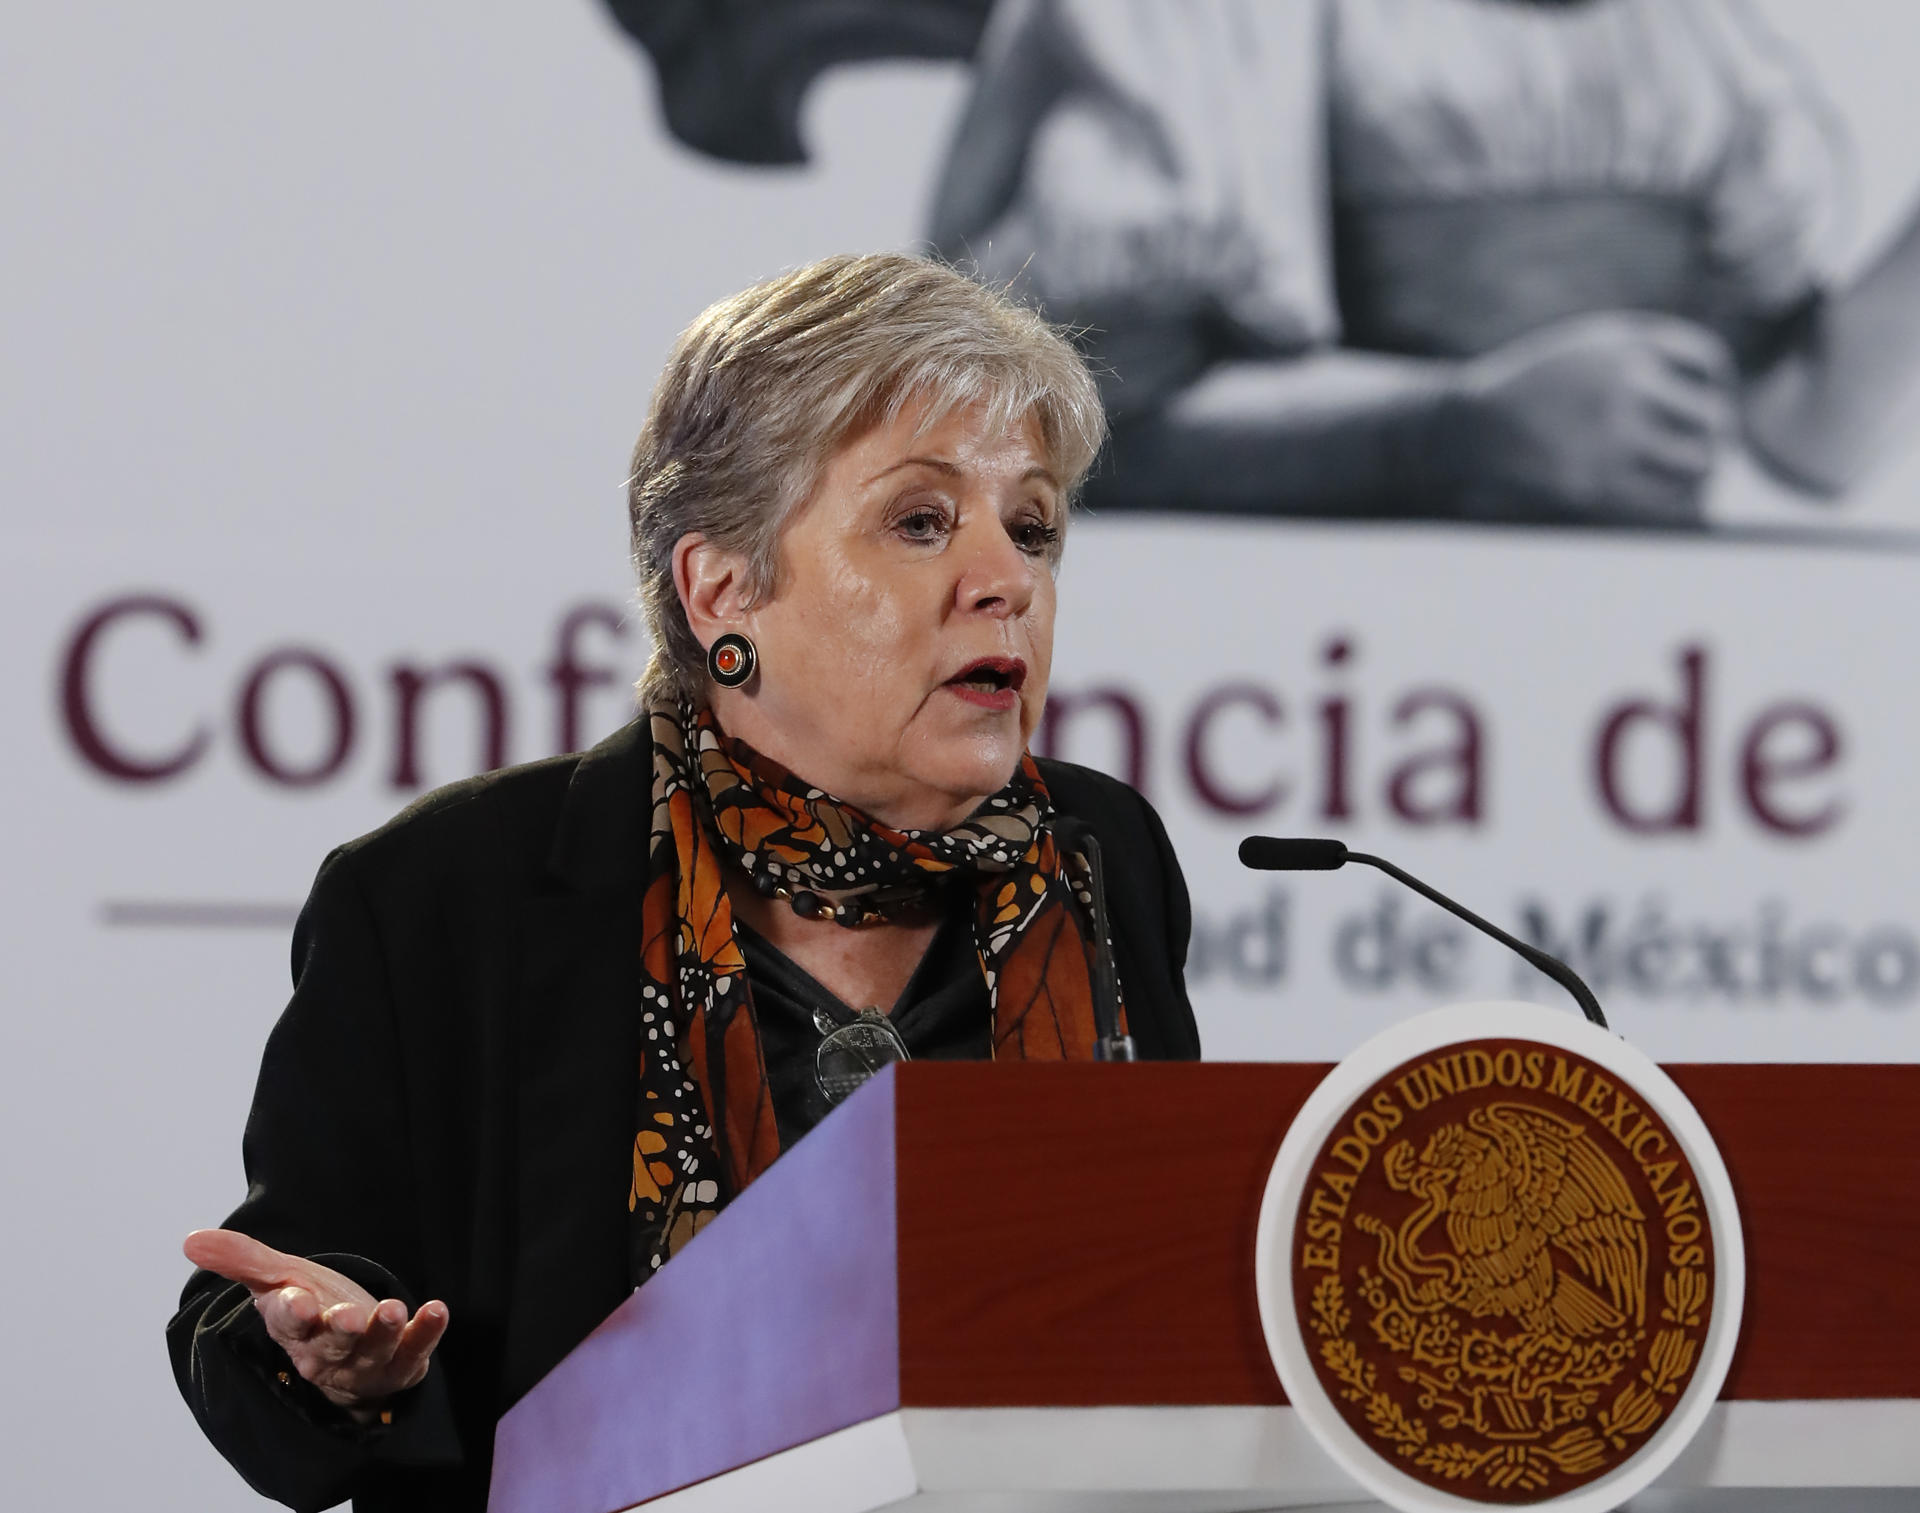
[168,252,1201,1511]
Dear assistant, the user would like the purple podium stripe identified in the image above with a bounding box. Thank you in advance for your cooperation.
[489,1068,902,1513]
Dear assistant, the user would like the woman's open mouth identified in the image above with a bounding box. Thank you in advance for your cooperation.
[943,656,1026,712]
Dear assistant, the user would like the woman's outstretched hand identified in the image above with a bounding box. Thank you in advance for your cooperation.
[183,1228,448,1415]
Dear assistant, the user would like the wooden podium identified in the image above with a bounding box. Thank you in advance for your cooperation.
[489,1061,1920,1512]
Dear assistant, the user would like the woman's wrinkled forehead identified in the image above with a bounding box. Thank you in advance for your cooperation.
[834,387,1056,488]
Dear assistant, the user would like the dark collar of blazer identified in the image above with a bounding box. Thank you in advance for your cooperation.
[501,716,1198,1406]
[501,720,651,1403]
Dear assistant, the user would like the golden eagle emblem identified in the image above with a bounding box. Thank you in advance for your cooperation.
[1292,1045,1715,1500]
[1362,1102,1648,1344]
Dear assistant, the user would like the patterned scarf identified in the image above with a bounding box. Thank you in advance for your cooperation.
[628,696,1124,1276]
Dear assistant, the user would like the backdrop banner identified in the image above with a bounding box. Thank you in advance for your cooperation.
[6,3,1918,1508]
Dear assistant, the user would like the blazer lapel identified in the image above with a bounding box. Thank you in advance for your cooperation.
[500,721,651,1406]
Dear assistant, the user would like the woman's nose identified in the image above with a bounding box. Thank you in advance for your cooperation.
[954,521,1035,617]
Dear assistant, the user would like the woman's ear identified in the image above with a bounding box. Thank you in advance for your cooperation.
[672,533,753,648]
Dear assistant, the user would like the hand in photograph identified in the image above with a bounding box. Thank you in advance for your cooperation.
[1442,312,1736,524]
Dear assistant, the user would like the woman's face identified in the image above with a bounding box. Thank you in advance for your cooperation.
[703,397,1061,832]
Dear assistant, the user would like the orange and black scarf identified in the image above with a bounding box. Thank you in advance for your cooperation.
[629,697,1124,1276]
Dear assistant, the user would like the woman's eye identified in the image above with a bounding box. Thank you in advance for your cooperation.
[895,509,950,542]
[1014,519,1061,555]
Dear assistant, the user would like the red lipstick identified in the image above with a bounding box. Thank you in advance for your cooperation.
[943,656,1026,712]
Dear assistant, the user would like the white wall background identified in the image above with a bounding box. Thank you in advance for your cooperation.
[4,2,1918,1507]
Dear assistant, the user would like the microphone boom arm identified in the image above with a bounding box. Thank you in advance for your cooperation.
[1237,836,1608,1030]
[1344,851,1607,1030]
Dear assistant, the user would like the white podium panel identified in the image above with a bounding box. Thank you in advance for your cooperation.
[631,1403,1920,1513]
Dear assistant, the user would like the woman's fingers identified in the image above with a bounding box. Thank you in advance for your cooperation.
[185,1228,372,1314]
[1633,419,1717,484]
[303,1299,449,1406]
[262,1285,326,1343]
[1642,366,1734,442]
[386,1302,450,1387]
[1615,354,1727,522]
[354,1298,409,1357]
[339,1299,444,1390]
[1619,439,1710,521]
[1640,315,1736,389]
[184,1228,300,1292]
[185,1228,449,1405]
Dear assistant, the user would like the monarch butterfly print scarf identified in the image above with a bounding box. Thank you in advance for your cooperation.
[628,696,1125,1277]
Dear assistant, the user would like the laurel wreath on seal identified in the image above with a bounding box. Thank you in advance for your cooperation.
[1308,1269,1706,1493]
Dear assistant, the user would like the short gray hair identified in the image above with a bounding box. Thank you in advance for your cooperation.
[627,252,1107,702]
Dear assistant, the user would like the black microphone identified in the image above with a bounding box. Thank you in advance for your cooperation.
[1053,820,1137,1061]
[1237,836,1608,1029]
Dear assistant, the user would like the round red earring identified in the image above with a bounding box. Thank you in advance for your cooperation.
[707,632,757,688]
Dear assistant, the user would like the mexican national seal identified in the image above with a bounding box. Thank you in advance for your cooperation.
[1258,1004,1742,1512]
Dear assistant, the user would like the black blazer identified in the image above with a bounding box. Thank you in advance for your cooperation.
[168,720,1200,1512]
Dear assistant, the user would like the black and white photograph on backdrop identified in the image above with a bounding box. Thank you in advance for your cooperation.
[620,0,1920,532]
